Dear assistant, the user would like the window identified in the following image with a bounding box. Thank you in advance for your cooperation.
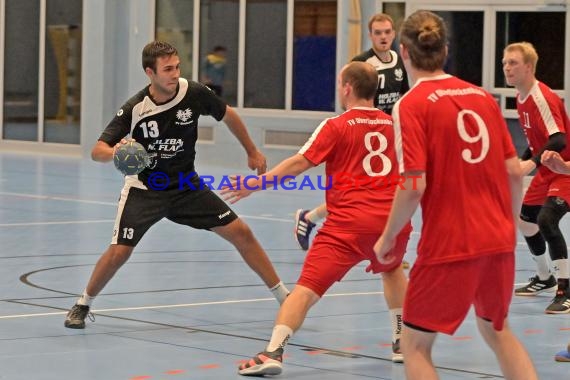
[155,0,195,81]
[292,0,337,111]
[199,0,239,106]
[244,0,287,109]
[44,0,82,144]
[155,0,338,112]
[495,11,565,90]
[3,0,40,141]
[434,11,484,86]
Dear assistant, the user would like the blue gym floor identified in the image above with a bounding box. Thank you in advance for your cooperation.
[0,151,569,379]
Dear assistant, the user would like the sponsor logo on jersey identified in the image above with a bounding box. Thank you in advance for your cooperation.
[147,138,184,154]
[176,108,194,125]
[394,68,404,81]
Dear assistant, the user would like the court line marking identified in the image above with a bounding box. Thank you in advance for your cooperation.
[1,297,508,378]
[0,286,538,321]
[0,192,562,245]
[1,291,382,320]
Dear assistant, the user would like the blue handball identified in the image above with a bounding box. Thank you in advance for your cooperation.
[113,141,149,175]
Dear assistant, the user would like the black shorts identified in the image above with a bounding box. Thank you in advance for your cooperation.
[111,179,238,246]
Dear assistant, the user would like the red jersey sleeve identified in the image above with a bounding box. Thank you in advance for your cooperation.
[299,117,339,165]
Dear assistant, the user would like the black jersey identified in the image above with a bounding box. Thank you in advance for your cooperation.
[99,78,226,189]
[352,49,409,115]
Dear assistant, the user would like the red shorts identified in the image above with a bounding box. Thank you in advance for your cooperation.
[524,170,570,205]
[403,252,514,335]
[297,224,412,297]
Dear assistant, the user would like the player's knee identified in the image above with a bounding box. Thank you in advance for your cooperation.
[519,204,542,236]
[108,245,133,266]
[229,218,255,243]
[537,209,561,240]
[519,219,539,236]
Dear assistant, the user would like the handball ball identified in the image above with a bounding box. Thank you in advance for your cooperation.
[113,141,149,175]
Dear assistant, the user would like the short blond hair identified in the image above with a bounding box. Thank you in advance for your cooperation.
[368,13,395,32]
[504,42,538,73]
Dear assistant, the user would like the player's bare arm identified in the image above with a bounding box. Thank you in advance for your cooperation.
[91,139,130,162]
[222,105,267,174]
[505,156,523,227]
[221,154,314,204]
[374,172,426,263]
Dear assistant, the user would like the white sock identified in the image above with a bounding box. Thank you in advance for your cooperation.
[267,324,293,352]
[270,281,290,305]
[390,308,403,343]
[306,204,327,223]
[77,290,95,307]
[533,254,552,280]
[553,258,569,280]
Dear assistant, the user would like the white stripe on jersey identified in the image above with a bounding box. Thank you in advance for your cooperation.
[130,78,190,135]
[392,97,405,174]
[366,50,399,70]
[298,117,335,155]
[530,83,560,136]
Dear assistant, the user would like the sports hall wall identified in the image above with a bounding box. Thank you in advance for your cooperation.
[1,0,568,169]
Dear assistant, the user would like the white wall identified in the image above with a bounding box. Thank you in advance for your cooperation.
[81,0,153,157]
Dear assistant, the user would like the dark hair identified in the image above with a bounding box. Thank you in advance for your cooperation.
[142,41,178,72]
[341,61,378,100]
[212,45,227,53]
[400,10,447,71]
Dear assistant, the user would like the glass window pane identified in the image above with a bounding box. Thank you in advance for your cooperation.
[3,0,39,141]
[434,11,484,86]
[199,0,239,106]
[383,2,406,51]
[155,0,194,81]
[245,0,287,109]
[44,0,82,144]
[292,0,337,111]
[495,12,565,89]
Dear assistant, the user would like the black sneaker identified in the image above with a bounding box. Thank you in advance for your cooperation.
[238,348,283,376]
[64,304,94,329]
[514,275,557,296]
[392,339,404,363]
[545,289,570,314]
[294,209,316,251]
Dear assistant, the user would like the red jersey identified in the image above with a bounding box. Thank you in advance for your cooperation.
[300,107,398,233]
[516,81,570,174]
[394,74,517,265]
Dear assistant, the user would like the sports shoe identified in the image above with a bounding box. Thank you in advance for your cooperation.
[294,209,316,251]
[514,275,557,296]
[238,348,283,376]
[392,339,404,363]
[64,304,94,329]
[555,343,570,362]
[545,288,570,314]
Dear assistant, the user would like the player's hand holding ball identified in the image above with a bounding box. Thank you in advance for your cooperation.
[113,139,150,175]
